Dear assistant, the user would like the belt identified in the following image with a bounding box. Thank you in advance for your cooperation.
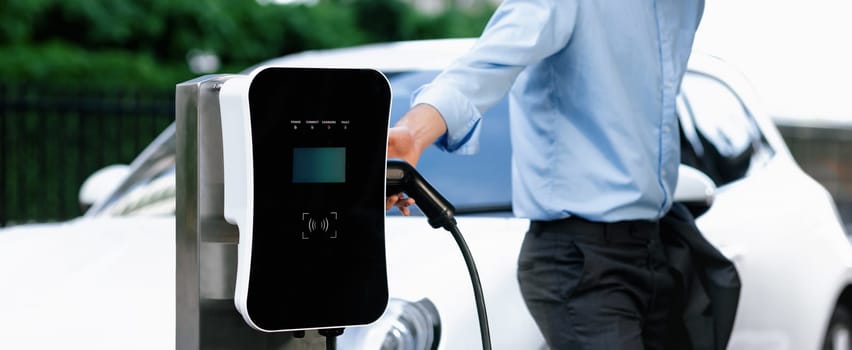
[529,216,660,244]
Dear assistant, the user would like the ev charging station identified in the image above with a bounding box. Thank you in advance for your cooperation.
[176,66,393,349]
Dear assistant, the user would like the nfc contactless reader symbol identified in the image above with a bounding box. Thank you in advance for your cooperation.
[301,212,339,239]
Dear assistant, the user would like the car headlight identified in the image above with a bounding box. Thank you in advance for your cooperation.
[337,297,441,350]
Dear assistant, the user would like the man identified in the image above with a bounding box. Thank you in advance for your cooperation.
[387,0,706,349]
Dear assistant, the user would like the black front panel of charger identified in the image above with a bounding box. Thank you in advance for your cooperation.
[246,67,390,330]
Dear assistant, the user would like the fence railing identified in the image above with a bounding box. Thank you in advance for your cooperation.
[0,84,174,226]
[777,123,852,232]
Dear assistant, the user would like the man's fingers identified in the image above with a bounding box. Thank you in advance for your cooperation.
[386,194,399,210]
[386,193,414,216]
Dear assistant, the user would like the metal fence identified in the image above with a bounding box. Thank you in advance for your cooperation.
[0,84,174,226]
[778,124,852,232]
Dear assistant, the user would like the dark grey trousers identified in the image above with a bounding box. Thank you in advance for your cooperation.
[517,217,674,350]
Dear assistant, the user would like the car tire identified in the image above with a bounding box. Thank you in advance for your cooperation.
[824,306,852,350]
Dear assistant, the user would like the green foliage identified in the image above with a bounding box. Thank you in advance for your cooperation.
[410,4,495,39]
[0,43,190,90]
[0,0,496,89]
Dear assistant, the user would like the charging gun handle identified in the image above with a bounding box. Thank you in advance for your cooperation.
[386,159,456,230]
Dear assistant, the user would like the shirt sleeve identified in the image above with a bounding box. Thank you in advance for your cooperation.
[411,0,578,154]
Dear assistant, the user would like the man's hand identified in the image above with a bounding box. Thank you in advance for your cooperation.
[386,126,418,216]
[387,126,418,165]
[387,104,447,166]
[386,193,415,216]
[386,103,447,216]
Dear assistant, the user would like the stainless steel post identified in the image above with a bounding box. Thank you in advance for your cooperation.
[175,75,326,350]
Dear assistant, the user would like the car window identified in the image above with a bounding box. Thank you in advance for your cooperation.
[678,71,774,186]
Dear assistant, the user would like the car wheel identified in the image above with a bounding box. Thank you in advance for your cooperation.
[824,307,852,350]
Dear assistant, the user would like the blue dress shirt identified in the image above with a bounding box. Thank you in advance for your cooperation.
[411,0,705,222]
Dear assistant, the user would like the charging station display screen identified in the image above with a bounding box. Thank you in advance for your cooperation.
[292,147,346,183]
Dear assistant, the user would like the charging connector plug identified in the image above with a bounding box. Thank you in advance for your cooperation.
[386,159,456,230]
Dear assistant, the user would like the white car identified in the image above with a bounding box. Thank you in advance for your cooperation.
[1,38,850,350]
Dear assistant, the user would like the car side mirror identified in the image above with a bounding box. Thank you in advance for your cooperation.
[674,164,717,217]
[78,164,130,214]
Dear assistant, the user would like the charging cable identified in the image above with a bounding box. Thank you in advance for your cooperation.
[386,159,492,350]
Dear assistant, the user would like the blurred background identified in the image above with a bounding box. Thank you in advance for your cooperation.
[0,0,499,226]
[0,0,850,230]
